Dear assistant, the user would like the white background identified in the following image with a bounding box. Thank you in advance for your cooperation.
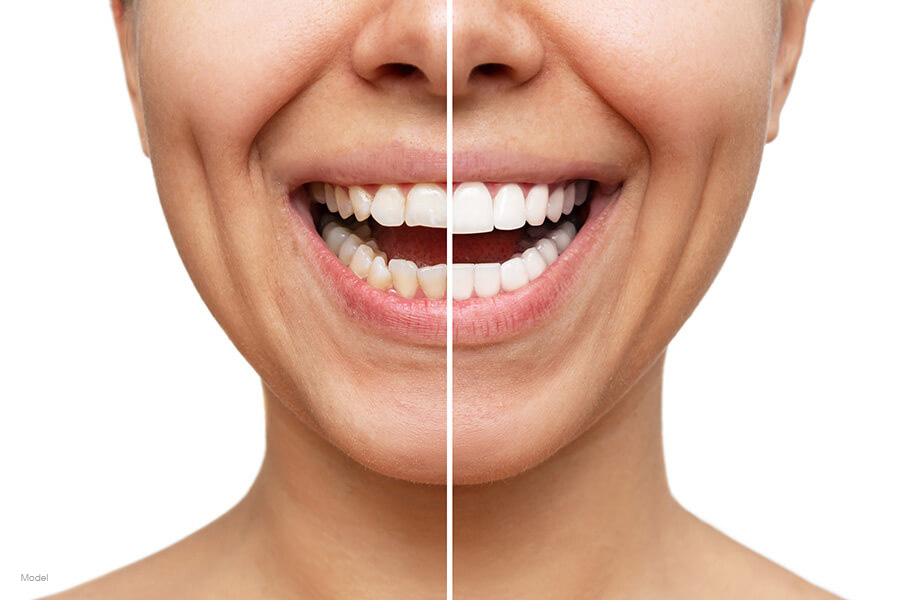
[0,2,897,599]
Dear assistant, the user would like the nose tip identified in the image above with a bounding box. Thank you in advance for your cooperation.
[352,1,447,97]
[453,3,544,97]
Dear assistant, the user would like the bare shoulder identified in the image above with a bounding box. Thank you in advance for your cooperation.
[665,507,844,600]
[40,509,260,600]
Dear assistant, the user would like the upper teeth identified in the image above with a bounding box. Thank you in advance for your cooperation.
[309,180,590,232]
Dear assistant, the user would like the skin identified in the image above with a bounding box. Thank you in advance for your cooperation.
[47,0,840,598]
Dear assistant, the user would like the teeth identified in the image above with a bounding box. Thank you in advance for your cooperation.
[310,179,594,299]
[493,184,527,230]
[453,182,494,234]
[371,184,405,226]
[418,264,448,299]
[389,259,420,298]
[405,183,447,228]
[452,264,475,301]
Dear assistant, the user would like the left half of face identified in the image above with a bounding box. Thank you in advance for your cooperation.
[115,0,449,484]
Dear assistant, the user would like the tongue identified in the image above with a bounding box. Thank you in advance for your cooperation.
[372,225,522,266]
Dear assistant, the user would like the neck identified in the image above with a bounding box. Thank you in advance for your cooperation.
[453,356,677,598]
[238,388,447,599]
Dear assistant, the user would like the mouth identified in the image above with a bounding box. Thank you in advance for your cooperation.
[287,164,624,344]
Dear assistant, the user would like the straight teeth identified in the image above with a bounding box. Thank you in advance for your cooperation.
[308,180,590,232]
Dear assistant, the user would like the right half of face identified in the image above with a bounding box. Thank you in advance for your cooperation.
[450,0,785,484]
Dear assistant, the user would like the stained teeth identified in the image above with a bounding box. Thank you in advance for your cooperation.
[493,183,527,230]
[348,244,375,277]
[337,233,363,265]
[418,264,447,299]
[371,184,405,226]
[389,259,419,299]
[311,179,594,299]
[452,264,475,301]
[406,183,447,228]
[525,184,549,226]
[349,186,373,221]
[474,263,502,298]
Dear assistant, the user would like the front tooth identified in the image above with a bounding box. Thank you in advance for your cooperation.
[349,186,373,221]
[574,180,590,206]
[546,186,564,222]
[549,227,573,252]
[324,226,351,254]
[348,244,375,277]
[500,257,529,292]
[452,264,475,300]
[353,222,372,239]
[535,238,559,265]
[325,183,338,213]
[562,183,576,215]
[335,186,354,219]
[371,184,405,226]
[453,182,493,234]
[406,183,447,228]
[525,184,549,226]
[417,264,447,299]
[337,233,362,265]
[474,263,501,298]
[367,256,392,290]
[521,247,547,281]
[493,184,526,230]
[309,182,327,204]
[388,259,419,298]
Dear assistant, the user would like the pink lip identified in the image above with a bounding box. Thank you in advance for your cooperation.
[281,147,629,346]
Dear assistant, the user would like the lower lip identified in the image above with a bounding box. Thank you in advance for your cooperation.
[286,185,623,346]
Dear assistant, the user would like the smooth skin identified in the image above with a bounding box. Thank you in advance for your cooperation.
[48,0,840,599]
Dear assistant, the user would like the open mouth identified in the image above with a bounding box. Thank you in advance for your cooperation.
[305,180,616,301]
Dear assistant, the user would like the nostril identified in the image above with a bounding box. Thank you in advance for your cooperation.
[473,63,511,78]
[378,62,422,79]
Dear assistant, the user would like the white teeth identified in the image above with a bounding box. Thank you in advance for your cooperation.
[525,184,549,227]
[324,183,338,213]
[349,186,373,221]
[312,179,592,299]
[521,247,548,281]
[388,259,419,299]
[367,256,393,290]
[493,184,527,230]
[474,263,502,298]
[453,182,494,234]
[348,244,375,277]
[546,186,564,223]
[418,264,447,299]
[337,233,362,265]
[535,238,559,265]
[371,184,405,226]
[452,264,475,301]
[405,183,447,228]
[500,257,529,292]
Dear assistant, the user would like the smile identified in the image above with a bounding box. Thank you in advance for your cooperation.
[307,180,608,300]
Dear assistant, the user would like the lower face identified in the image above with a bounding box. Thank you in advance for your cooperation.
[132,0,779,484]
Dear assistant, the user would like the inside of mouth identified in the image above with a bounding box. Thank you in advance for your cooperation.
[300,179,609,300]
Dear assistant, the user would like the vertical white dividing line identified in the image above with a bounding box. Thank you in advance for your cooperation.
[445,0,454,596]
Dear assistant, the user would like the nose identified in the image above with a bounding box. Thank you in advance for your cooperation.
[453,1,544,97]
[352,0,447,97]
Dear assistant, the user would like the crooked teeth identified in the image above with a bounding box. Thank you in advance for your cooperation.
[310,180,590,231]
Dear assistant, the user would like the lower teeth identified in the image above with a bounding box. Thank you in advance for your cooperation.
[317,211,578,301]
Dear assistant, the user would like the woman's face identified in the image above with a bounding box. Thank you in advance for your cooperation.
[119,0,795,484]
